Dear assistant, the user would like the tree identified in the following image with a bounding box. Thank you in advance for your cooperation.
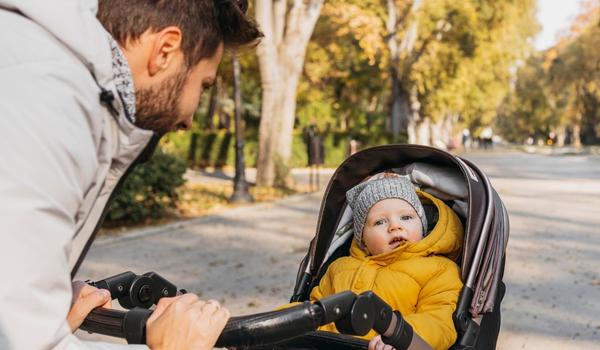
[547,2,600,145]
[499,1,600,146]
[496,55,557,143]
[297,0,387,134]
[255,0,324,187]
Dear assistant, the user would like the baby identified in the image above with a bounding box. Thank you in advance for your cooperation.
[310,175,464,350]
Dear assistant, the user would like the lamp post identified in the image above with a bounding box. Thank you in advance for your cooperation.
[229,56,254,203]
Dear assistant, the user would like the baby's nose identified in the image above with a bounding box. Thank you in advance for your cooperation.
[389,219,404,231]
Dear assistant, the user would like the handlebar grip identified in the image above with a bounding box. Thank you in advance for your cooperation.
[381,311,414,350]
[80,308,152,344]
[80,308,127,339]
[123,308,153,344]
[216,302,324,348]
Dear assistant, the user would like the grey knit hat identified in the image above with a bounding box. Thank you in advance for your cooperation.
[346,176,428,245]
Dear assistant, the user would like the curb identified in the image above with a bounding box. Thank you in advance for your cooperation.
[508,145,600,156]
[95,191,323,247]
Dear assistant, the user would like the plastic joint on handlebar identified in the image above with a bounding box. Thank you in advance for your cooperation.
[123,307,153,344]
[314,290,356,324]
[381,310,413,350]
[334,292,375,336]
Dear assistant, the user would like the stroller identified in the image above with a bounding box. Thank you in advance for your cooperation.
[82,144,509,350]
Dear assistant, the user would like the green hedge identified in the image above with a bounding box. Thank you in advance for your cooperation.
[163,129,395,169]
[105,147,187,225]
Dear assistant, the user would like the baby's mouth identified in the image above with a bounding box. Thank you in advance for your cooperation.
[389,236,406,248]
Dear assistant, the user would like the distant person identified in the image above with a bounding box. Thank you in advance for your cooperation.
[462,128,471,151]
[480,127,494,149]
[310,175,464,350]
[348,138,360,156]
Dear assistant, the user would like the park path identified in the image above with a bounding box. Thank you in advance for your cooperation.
[76,149,600,349]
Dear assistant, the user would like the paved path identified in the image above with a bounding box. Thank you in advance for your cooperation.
[463,150,600,349]
[76,150,600,349]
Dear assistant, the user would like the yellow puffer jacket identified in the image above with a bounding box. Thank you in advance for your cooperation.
[310,191,464,350]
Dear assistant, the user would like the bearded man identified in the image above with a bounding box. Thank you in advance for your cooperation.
[0,1,261,349]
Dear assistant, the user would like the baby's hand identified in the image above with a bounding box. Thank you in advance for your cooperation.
[368,335,396,350]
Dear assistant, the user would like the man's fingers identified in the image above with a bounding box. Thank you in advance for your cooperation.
[147,297,176,323]
[78,289,111,312]
[77,289,109,309]
[212,307,230,327]
[71,281,100,304]
[67,289,111,331]
[148,293,201,324]
[199,299,221,315]
[368,335,380,350]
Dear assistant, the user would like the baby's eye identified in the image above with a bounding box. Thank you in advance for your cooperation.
[400,215,413,220]
[374,219,386,226]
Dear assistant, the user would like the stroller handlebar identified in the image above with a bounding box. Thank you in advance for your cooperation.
[80,291,358,347]
[80,271,432,349]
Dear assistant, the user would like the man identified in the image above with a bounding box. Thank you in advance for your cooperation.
[0,0,261,349]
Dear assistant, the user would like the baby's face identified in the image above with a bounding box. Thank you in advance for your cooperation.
[362,198,423,255]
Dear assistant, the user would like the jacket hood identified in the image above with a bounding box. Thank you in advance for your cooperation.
[350,190,464,266]
[0,0,113,85]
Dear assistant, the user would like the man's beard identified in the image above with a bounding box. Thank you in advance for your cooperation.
[134,69,189,134]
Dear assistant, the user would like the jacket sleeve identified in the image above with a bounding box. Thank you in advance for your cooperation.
[0,58,141,349]
[403,261,463,350]
[309,263,336,302]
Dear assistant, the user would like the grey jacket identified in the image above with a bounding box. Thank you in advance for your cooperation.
[0,1,153,348]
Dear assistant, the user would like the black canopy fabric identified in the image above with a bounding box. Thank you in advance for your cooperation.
[293,145,509,319]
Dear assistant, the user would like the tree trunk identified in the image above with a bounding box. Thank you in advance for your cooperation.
[572,122,582,148]
[387,0,421,139]
[390,76,411,137]
[406,87,422,144]
[407,118,417,144]
[415,117,431,145]
[556,125,566,147]
[255,0,323,187]
[217,77,230,130]
[429,117,445,149]
[204,80,218,130]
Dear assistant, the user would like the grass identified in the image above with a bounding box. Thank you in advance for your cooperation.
[100,182,299,235]
[176,182,298,218]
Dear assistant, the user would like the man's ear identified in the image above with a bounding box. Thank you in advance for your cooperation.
[148,26,183,76]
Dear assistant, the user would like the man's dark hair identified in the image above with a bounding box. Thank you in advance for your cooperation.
[97,0,262,67]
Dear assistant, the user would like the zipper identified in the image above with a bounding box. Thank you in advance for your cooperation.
[71,133,161,278]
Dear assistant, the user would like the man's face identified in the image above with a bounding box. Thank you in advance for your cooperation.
[134,43,224,134]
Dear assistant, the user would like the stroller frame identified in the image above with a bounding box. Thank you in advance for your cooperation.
[289,145,509,349]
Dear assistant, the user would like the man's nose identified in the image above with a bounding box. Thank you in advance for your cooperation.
[177,116,193,131]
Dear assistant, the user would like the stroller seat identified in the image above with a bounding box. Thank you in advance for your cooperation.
[287,145,509,350]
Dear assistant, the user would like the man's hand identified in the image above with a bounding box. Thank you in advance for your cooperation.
[68,281,112,332]
[146,293,230,350]
[368,335,396,350]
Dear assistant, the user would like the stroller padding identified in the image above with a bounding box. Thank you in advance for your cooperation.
[399,162,468,201]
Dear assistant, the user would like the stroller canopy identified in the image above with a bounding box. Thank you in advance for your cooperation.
[295,144,509,318]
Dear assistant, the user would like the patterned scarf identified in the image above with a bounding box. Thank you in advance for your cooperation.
[108,35,136,123]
